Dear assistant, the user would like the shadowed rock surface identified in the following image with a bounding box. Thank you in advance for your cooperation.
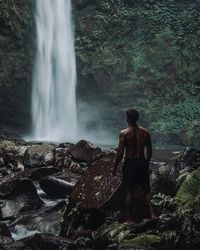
[0,178,43,219]
[39,177,74,198]
[2,234,77,250]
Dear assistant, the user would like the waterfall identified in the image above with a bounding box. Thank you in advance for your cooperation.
[31,0,77,142]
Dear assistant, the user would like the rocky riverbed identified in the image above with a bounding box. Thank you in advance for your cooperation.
[0,131,199,250]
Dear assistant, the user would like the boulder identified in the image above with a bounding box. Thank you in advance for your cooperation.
[61,201,105,237]
[0,236,14,248]
[0,223,12,237]
[69,140,102,164]
[69,151,120,209]
[22,234,77,250]
[2,234,76,250]
[0,178,43,219]
[54,148,72,168]
[58,142,73,149]
[69,162,86,175]
[23,144,55,168]
[151,147,200,196]
[27,166,59,181]
[39,176,74,198]
[0,167,59,195]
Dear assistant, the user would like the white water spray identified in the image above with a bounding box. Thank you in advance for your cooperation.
[32,0,77,142]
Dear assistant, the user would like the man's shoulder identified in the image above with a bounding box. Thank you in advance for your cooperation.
[138,126,149,135]
[119,128,128,136]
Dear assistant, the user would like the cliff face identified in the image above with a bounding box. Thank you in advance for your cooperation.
[0,0,200,144]
[0,0,35,133]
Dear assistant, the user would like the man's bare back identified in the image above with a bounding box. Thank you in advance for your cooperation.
[113,125,152,170]
[120,126,151,159]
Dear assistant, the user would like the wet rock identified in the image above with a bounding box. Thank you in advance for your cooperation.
[23,144,55,168]
[0,167,59,195]
[3,234,76,250]
[0,223,12,237]
[63,156,72,168]
[15,145,29,160]
[39,176,74,198]
[61,201,105,237]
[27,166,59,181]
[0,157,4,167]
[0,129,22,142]
[23,234,77,250]
[0,178,43,219]
[54,148,72,168]
[2,241,30,250]
[0,236,14,248]
[1,167,11,177]
[151,147,200,196]
[69,140,102,164]
[69,162,86,175]
[10,207,63,238]
[59,142,73,149]
[0,177,20,194]
[15,160,24,172]
[69,151,120,209]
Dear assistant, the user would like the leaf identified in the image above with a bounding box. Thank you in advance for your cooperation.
[176,169,200,211]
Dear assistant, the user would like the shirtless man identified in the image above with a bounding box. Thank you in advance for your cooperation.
[113,108,155,223]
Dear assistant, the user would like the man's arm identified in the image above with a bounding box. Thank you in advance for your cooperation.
[113,132,126,174]
[145,132,152,166]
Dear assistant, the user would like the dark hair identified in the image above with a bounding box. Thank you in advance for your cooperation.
[127,108,139,124]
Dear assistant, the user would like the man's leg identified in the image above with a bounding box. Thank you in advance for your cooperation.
[124,189,134,223]
[145,192,156,219]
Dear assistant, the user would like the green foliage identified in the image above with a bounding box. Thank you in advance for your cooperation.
[121,234,161,249]
[152,193,177,209]
[161,230,177,243]
[75,0,200,137]
[176,169,200,211]
[150,98,200,133]
[101,222,131,243]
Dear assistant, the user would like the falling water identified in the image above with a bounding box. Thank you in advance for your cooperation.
[31,0,77,142]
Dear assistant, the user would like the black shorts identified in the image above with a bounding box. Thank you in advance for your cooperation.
[122,158,151,193]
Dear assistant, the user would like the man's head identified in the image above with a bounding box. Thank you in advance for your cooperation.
[127,108,139,125]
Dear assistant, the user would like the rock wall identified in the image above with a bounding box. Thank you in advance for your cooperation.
[0,0,35,133]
